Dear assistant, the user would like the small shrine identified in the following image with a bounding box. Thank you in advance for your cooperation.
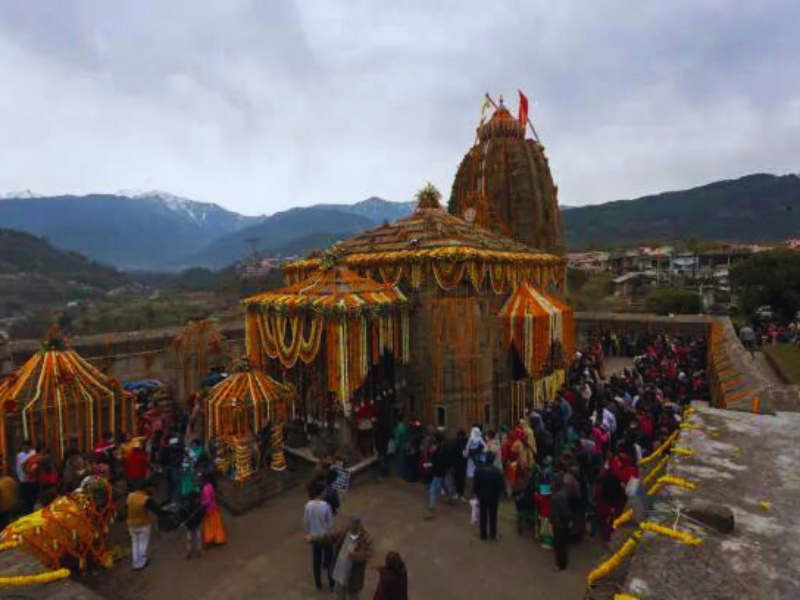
[0,335,130,461]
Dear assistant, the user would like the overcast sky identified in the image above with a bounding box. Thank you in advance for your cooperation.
[0,1,798,215]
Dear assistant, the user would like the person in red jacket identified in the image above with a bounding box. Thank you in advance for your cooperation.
[124,439,151,489]
[37,448,59,507]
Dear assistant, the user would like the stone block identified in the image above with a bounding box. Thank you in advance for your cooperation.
[685,499,735,534]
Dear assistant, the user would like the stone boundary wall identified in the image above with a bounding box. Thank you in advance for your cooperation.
[575,311,714,345]
[576,312,785,414]
[2,312,786,414]
[5,322,246,403]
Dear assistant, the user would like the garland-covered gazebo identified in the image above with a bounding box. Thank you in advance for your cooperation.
[0,338,129,460]
[243,261,409,414]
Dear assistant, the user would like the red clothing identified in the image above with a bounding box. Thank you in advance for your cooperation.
[38,469,58,487]
[124,448,150,481]
[564,390,578,412]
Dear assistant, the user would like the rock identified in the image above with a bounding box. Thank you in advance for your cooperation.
[685,499,735,534]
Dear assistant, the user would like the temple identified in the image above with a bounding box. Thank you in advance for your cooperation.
[449,97,564,254]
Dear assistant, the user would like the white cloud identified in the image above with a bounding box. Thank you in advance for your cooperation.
[0,0,798,215]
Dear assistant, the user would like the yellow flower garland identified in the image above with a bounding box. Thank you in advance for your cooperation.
[671,446,697,457]
[640,521,702,545]
[0,541,18,552]
[587,532,642,584]
[658,475,697,491]
[0,568,71,587]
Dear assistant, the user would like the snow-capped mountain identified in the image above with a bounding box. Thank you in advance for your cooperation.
[0,189,40,199]
[303,196,416,223]
[122,190,253,227]
[0,191,262,270]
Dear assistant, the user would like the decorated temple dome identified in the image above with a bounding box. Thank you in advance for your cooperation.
[283,183,565,296]
[449,94,564,254]
[477,99,525,141]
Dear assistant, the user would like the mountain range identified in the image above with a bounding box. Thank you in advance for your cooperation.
[0,192,413,270]
[562,173,800,249]
[1,173,798,271]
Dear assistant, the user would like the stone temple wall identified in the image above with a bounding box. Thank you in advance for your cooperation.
[396,279,512,434]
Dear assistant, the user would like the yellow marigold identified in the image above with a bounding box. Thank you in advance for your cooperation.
[0,568,70,588]
[658,475,697,490]
[640,521,702,546]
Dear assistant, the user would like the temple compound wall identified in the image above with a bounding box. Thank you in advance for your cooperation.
[4,323,246,404]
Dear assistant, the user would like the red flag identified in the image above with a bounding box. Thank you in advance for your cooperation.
[518,90,529,128]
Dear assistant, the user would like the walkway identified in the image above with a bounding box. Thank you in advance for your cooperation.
[82,475,605,599]
[618,404,800,598]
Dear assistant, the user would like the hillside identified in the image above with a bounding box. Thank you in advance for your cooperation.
[0,228,125,286]
[191,208,376,268]
[0,228,127,320]
[563,174,800,249]
[0,192,260,270]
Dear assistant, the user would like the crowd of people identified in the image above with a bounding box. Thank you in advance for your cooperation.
[739,320,799,354]
[384,331,708,571]
[303,461,408,600]
[0,393,228,573]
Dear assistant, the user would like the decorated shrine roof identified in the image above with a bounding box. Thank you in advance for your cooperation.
[284,197,562,277]
[0,342,117,414]
[242,264,407,315]
[206,366,294,410]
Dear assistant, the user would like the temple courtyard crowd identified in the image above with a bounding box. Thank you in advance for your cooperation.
[300,331,709,597]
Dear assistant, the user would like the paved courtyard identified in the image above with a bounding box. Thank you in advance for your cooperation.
[82,473,605,599]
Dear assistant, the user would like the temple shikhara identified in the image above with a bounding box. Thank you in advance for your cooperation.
[449,95,564,255]
[250,94,573,434]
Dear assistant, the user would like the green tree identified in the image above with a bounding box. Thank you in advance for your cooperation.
[645,288,701,315]
[730,250,800,322]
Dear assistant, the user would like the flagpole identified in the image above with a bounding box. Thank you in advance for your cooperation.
[485,92,499,110]
[527,117,541,144]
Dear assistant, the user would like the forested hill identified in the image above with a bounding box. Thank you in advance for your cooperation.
[563,173,800,249]
[0,228,125,288]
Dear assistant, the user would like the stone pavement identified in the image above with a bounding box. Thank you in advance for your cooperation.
[81,474,605,600]
[617,404,800,599]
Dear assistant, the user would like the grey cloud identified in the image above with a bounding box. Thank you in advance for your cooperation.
[0,0,798,214]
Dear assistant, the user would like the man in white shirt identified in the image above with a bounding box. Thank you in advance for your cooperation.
[16,440,37,514]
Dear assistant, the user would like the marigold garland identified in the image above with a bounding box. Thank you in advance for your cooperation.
[0,568,71,588]
[640,521,702,545]
[671,446,697,457]
[0,345,123,461]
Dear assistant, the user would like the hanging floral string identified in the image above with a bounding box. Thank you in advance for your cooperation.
[243,264,410,407]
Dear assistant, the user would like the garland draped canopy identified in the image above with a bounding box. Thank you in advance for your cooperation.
[243,265,409,408]
[499,283,575,378]
[0,344,124,459]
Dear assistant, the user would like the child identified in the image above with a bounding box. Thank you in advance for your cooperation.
[469,497,480,525]
[181,490,204,558]
[200,474,226,547]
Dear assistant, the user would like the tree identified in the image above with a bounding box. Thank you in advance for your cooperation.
[645,288,701,315]
[730,250,800,322]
